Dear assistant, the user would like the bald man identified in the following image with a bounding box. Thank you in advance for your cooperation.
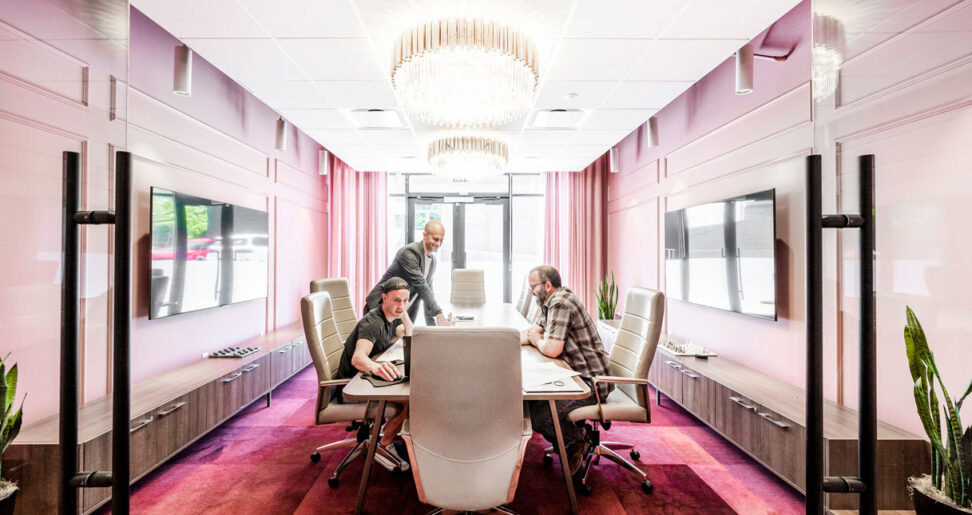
[364,220,453,326]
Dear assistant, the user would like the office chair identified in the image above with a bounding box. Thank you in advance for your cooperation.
[515,277,532,317]
[310,277,357,341]
[543,287,664,495]
[450,268,486,305]
[403,327,531,513]
[300,291,405,488]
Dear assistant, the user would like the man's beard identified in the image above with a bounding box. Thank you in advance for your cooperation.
[536,289,547,305]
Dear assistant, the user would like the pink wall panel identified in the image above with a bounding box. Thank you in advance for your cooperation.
[607,197,659,297]
[275,198,327,328]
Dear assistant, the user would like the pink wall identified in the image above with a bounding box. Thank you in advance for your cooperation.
[607,0,972,436]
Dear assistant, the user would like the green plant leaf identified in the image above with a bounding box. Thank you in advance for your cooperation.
[5,363,16,410]
[957,377,972,412]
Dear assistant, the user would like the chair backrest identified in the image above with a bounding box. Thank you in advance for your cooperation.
[450,268,485,305]
[514,277,531,317]
[300,291,344,387]
[608,287,665,408]
[409,327,524,510]
[310,277,357,341]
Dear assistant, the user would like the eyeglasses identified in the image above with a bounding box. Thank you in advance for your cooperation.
[529,282,543,292]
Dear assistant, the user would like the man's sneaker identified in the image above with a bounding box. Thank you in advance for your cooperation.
[566,439,591,477]
[375,443,410,472]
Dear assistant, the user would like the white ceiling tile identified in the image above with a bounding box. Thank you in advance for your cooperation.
[564,0,690,38]
[627,39,745,81]
[534,81,618,110]
[560,144,608,159]
[240,80,334,109]
[314,81,399,109]
[237,0,367,38]
[513,144,564,158]
[582,109,656,130]
[571,129,632,146]
[306,129,369,145]
[133,0,266,38]
[664,0,800,39]
[548,158,590,172]
[546,39,655,81]
[278,39,385,80]
[345,157,390,172]
[507,158,550,173]
[358,129,417,146]
[327,144,376,158]
[519,130,577,146]
[372,144,422,158]
[184,39,308,81]
[280,108,354,129]
[601,81,691,109]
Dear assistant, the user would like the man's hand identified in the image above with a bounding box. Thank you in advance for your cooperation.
[435,312,454,326]
[401,310,414,336]
[370,361,400,381]
[525,324,544,346]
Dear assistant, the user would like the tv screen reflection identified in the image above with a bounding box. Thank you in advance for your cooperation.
[150,187,268,319]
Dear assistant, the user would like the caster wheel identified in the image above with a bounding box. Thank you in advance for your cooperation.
[579,483,593,496]
[543,455,553,467]
[641,480,653,494]
[310,452,321,463]
[630,449,641,461]
[327,476,339,488]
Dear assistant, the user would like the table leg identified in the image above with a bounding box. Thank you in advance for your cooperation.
[354,399,386,514]
[548,399,579,514]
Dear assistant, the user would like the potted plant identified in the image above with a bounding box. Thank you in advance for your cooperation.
[904,307,971,514]
[594,270,618,320]
[0,354,23,515]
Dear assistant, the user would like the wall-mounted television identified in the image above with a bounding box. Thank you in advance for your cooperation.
[664,189,776,320]
[149,187,269,319]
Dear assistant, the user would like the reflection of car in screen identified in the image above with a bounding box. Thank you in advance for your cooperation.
[208,234,269,261]
[151,237,215,261]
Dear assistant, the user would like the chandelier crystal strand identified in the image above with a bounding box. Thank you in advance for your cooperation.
[428,136,508,181]
[392,18,538,128]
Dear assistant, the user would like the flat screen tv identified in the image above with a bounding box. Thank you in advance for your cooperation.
[149,187,269,319]
[664,189,776,320]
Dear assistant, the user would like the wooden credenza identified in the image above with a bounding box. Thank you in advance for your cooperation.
[642,341,929,510]
[7,323,313,515]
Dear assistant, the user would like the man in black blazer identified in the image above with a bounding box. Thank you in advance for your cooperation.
[364,220,453,326]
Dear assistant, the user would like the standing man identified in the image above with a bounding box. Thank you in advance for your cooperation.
[335,277,413,470]
[521,264,613,476]
[365,220,452,326]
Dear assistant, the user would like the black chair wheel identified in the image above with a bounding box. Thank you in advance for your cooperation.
[543,454,554,467]
[579,483,593,496]
[310,452,321,463]
[641,479,653,494]
[327,476,339,488]
[630,449,641,461]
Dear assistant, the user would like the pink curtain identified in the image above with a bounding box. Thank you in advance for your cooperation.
[544,154,610,316]
[325,155,387,311]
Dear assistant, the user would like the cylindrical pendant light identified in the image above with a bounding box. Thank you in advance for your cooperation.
[319,149,330,175]
[609,147,619,173]
[735,44,754,95]
[173,44,193,96]
[645,116,659,149]
[275,117,287,152]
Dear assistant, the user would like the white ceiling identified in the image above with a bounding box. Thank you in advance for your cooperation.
[132,0,800,173]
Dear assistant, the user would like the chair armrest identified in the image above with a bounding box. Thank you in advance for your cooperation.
[320,378,350,387]
[593,375,648,386]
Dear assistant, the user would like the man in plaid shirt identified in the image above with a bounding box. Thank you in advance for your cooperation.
[520,264,613,476]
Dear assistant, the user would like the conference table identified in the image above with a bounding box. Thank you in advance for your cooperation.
[342,302,590,514]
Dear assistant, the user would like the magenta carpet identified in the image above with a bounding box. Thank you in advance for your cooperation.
[99,366,805,514]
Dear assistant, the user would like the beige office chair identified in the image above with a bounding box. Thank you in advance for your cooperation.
[310,277,357,341]
[300,291,405,488]
[450,268,486,305]
[544,287,664,495]
[403,327,531,513]
[515,277,532,318]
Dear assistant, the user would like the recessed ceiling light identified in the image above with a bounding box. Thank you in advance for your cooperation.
[563,92,578,100]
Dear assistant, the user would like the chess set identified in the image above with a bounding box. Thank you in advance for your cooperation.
[659,339,717,358]
[204,346,259,359]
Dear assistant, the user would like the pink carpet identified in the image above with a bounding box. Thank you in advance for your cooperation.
[97,367,805,514]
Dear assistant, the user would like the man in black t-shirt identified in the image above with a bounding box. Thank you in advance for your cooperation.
[334,277,413,468]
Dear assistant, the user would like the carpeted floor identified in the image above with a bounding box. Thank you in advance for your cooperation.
[100,366,805,514]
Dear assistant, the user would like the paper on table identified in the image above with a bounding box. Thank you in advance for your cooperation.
[377,346,404,362]
[522,362,581,390]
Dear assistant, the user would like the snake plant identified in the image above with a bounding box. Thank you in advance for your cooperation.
[905,307,972,508]
[594,270,618,320]
[0,353,24,481]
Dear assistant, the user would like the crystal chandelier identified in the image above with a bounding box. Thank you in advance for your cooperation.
[812,14,845,103]
[428,136,508,180]
[392,19,539,128]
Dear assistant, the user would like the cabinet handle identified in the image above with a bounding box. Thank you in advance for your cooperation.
[729,396,758,412]
[222,372,243,383]
[759,412,790,430]
[278,345,293,354]
[243,363,260,372]
[665,360,682,370]
[129,417,154,433]
[157,401,187,417]
[680,369,700,379]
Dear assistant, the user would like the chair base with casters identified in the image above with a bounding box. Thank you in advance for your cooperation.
[424,508,519,515]
[542,419,653,495]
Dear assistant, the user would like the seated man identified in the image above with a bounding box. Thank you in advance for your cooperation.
[520,265,614,476]
[334,277,413,470]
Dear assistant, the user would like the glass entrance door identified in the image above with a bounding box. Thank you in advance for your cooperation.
[407,197,511,316]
